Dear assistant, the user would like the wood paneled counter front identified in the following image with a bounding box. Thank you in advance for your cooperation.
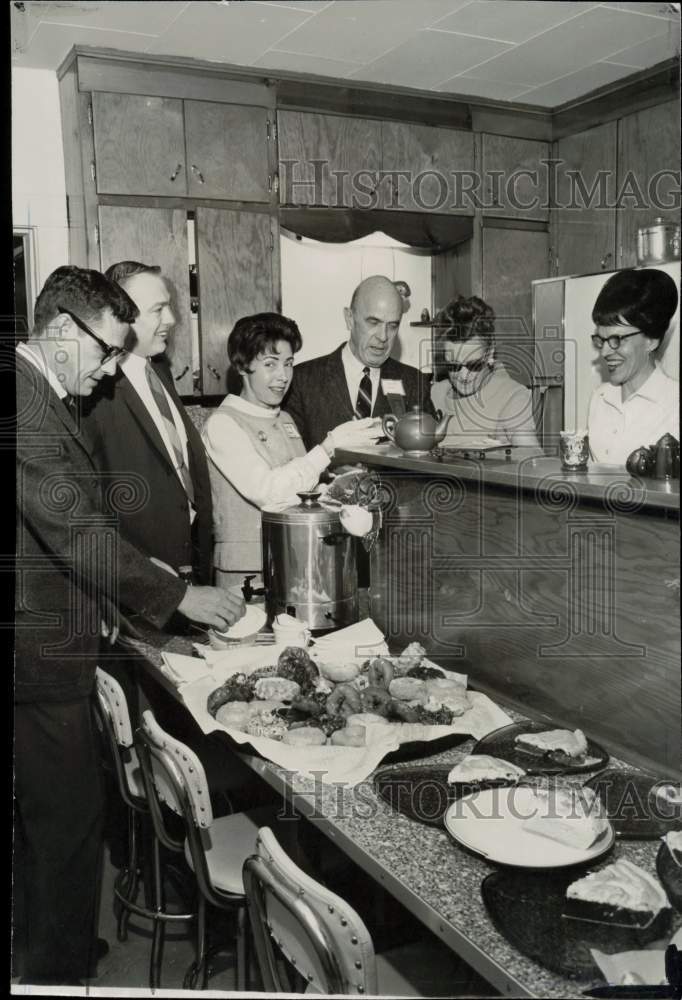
[336,445,680,775]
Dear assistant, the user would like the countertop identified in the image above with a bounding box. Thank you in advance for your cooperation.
[334,444,680,513]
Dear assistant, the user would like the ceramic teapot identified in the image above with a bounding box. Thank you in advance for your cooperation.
[382,406,450,454]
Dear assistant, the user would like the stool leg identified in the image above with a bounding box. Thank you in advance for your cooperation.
[149,836,166,989]
[236,904,247,993]
[183,894,207,989]
[117,809,140,941]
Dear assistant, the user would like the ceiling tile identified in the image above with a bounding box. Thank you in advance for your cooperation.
[269,0,473,64]
[463,6,672,84]
[147,0,311,64]
[252,49,360,77]
[23,1,188,35]
[434,1,599,44]
[12,22,153,70]
[253,1,333,11]
[348,29,512,89]
[434,74,535,101]
[516,60,636,106]
[603,27,680,68]
[600,2,680,18]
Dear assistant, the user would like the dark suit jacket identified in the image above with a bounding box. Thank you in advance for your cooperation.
[15,354,185,703]
[81,357,213,584]
[284,344,435,450]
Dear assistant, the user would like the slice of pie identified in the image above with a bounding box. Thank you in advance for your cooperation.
[522,786,609,851]
[664,830,682,866]
[514,727,588,762]
[563,859,670,929]
[447,754,525,787]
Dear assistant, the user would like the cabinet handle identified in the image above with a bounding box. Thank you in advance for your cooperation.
[207,365,221,380]
[600,252,613,270]
[191,164,205,184]
[174,365,189,381]
[170,163,182,182]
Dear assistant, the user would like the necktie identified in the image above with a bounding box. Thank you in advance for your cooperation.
[355,366,373,419]
[144,361,195,506]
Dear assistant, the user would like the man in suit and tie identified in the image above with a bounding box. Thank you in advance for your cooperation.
[14,266,243,986]
[284,275,434,453]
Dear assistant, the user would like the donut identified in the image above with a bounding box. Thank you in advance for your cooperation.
[283,727,327,746]
[389,677,427,703]
[359,685,393,717]
[254,677,300,702]
[215,702,251,731]
[387,699,419,723]
[326,682,362,718]
[425,678,466,699]
[346,712,391,728]
[248,700,285,716]
[367,657,394,689]
[245,713,289,740]
[330,725,366,747]
[318,660,360,683]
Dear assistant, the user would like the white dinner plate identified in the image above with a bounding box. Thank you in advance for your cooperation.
[444,786,615,869]
[212,604,267,641]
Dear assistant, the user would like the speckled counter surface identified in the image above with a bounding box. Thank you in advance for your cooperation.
[128,631,679,999]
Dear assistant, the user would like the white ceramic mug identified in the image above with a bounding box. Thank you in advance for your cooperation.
[272,614,311,648]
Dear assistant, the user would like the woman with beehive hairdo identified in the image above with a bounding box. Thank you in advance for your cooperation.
[430,294,541,447]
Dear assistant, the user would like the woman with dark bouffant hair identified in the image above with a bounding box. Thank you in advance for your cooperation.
[431,295,540,447]
[587,268,678,465]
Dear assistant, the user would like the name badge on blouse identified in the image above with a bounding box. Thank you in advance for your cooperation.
[283,422,301,439]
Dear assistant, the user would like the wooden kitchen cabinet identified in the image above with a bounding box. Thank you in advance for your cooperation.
[481,226,549,385]
[92,93,187,197]
[379,122,475,214]
[183,100,271,201]
[552,121,617,277]
[195,208,276,394]
[277,110,382,207]
[616,101,680,268]
[481,134,550,221]
[98,205,194,396]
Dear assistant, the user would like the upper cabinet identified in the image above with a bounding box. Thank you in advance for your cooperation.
[379,122,475,214]
[616,101,680,269]
[277,111,381,208]
[92,92,272,202]
[552,121,617,277]
[481,134,550,221]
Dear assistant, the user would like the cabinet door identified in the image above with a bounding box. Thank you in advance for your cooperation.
[553,122,617,277]
[380,122,475,214]
[617,101,680,268]
[92,93,187,196]
[195,208,275,394]
[482,134,550,221]
[481,227,549,385]
[98,206,193,396]
[277,111,381,208]
[184,101,270,202]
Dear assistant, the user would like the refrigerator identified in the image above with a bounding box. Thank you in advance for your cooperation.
[532,262,680,445]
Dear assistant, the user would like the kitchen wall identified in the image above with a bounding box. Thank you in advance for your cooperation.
[12,68,68,296]
[281,231,433,373]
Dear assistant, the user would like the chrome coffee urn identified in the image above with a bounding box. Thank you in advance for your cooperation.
[261,492,358,631]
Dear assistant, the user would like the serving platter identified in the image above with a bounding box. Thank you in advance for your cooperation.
[472,721,610,775]
[444,786,615,869]
[374,764,460,826]
[657,840,682,912]
[584,770,682,840]
[481,868,673,980]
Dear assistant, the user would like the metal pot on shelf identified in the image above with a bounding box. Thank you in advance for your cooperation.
[636,217,681,265]
[261,492,358,632]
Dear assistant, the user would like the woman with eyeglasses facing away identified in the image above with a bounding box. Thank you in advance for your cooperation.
[587,268,679,465]
[430,295,541,447]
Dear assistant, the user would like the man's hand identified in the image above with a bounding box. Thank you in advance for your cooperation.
[177,586,246,630]
[100,620,120,645]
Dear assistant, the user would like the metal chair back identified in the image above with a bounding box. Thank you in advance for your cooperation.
[95,667,144,809]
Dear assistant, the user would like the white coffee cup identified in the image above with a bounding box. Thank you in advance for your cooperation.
[339,504,373,537]
[272,613,311,648]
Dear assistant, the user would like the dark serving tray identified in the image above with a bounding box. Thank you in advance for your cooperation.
[584,770,682,840]
[481,868,674,980]
[472,721,609,775]
[657,840,682,912]
[374,764,455,826]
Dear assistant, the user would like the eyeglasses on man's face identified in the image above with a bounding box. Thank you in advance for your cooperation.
[446,357,488,373]
[591,330,642,351]
[58,305,127,365]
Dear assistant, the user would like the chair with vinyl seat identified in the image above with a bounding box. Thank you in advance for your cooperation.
[135,708,276,990]
[243,825,492,997]
[94,668,196,988]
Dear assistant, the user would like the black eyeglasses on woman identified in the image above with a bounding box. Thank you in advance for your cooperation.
[58,305,127,365]
[591,331,642,351]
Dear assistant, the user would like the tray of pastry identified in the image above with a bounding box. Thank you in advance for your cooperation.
[584,771,682,840]
[471,721,609,775]
[481,859,674,979]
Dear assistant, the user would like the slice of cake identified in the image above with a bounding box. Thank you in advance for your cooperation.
[447,755,525,787]
[563,859,670,930]
[664,830,682,866]
[522,786,609,851]
[514,728,588,761]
